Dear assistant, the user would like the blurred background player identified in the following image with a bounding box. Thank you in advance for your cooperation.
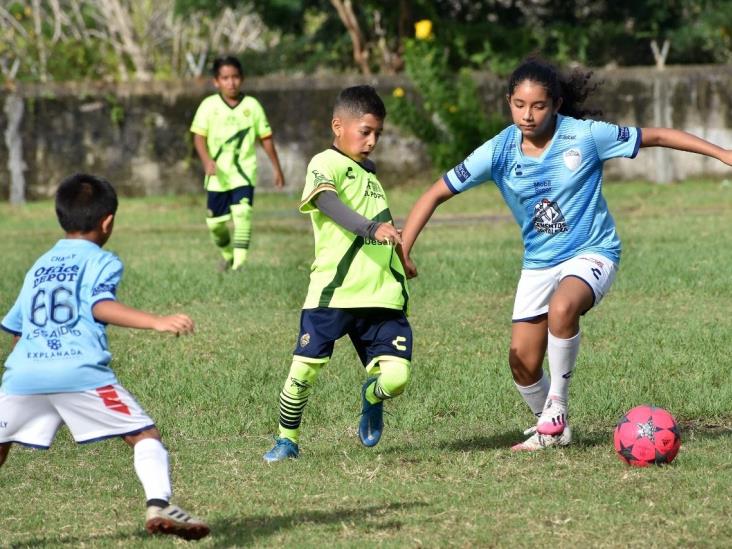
[263,85,412,462]
[400,56,732,451]
[0,174,209,540]
[191,55,285,270]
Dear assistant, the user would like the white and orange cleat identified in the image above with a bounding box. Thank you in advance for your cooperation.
[145,504,210,541]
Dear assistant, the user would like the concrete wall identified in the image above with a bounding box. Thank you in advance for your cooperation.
[1,66,731,200]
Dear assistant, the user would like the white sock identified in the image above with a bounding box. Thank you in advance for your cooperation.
[134,438,172,503]
[515,373,550,417]
[546,330,581,405]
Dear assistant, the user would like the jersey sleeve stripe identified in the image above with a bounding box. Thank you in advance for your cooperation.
[442,173,460,194]
[1,323,21,336]
[299,184,337,212]
[631,127,642,158]
[259,132,273,140]
[190,126,208,136]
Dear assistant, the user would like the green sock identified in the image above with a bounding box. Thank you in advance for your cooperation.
[366,360,411,404]
[205,215,233,262]
[231,203,253,269]
[277,359,324,443]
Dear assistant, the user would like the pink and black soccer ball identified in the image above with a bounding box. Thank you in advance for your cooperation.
[613,405,681,467]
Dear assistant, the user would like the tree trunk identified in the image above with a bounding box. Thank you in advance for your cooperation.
[4,94,26,205]
[330,0,371,75]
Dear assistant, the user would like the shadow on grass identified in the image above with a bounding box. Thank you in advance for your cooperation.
[10,529,149,548]
[439,421,732,453]
[208,500,428,546]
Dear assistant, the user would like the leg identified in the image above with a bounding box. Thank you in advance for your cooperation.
[124,428,209,540]
[230,188,254,270]
[206,190,234,266]
[510,317,549,417]
[536,277,593,435]
[205,214,233,265]
[360,358,411,447]
[0,442,11,467]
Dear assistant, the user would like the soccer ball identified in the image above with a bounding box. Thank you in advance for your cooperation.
[613,405,681,467]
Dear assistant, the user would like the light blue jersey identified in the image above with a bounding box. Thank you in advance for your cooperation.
[1,239,122,394]
[443,115,641,268]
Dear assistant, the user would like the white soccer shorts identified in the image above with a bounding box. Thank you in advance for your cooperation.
[512,253,617,322]
[0,384,155,448]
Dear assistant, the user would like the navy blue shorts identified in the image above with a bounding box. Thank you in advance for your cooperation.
[294,308,412,367]
[207,186,254,217]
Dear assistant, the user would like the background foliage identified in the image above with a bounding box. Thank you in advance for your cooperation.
[1,0,731,84]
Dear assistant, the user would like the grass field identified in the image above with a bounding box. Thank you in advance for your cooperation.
[1,180,731,548]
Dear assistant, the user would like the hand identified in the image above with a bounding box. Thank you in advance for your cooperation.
[402,255,418,279]
[720,149,732,167]
[373,223,403,246]
[204,159,217,176]
[152,314,195,336]
[273,170,285,190]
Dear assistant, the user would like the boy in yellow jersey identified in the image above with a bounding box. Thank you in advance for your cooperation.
[264,86,412,462]
[190,56,285,270]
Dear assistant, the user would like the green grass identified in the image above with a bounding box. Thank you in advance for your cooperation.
[1,180,731,547]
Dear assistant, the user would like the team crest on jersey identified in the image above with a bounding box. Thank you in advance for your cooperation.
[300,333,310,348]
[563,148,582,171]
[533,198,568,234]
[47,339,62,351]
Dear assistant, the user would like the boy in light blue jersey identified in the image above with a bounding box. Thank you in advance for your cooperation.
[0,174,209,540]
[401,57,732,451]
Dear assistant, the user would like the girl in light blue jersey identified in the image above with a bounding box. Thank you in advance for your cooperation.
[401,57,732,451]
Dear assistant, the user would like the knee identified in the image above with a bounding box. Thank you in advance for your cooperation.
[283,359,324,397]
[379,360,411,397]
[124,427,162,447]
[508,346,543,385]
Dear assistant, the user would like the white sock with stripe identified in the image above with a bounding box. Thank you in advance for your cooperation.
[134,438,172,504]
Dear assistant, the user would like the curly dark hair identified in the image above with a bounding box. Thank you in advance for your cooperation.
[508,56,602,119]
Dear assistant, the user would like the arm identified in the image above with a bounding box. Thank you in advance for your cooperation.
[260,136,286,189]
[400,177,456,278]
[314,191,401,244]
[193,133,217,176]
[92,301,194,335]
[641,128,732,165]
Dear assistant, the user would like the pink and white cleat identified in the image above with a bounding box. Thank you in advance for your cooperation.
[536,396,568,435]
[511,424,572,452]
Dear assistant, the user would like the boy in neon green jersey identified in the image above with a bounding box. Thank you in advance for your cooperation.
[190,56,285,270]
[264,85,413,462]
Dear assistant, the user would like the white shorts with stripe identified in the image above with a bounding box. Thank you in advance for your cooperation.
[0,384,155,448]
[512,253,617,322]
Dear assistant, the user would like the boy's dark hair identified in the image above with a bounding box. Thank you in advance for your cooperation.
[508,56,601,119]
[333,85,386,119]
[55,173,118,233]
[212,56,243,77]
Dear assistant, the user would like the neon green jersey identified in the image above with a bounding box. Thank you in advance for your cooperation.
[299,148,409,310]
[190,94,272,191]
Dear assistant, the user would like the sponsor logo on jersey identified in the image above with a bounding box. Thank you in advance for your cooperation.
[533,180,551,194]
[0,421,7,429]
[364,179,385,199]
[557,134,576,140]
[563,148,582,171]
[311,170,333,186]
[300,333,310,348]
[617,126,631,142]
[515,163,523,176]
[454,162,471,182]
[92,283,117,296]
[533,198,568,234]
[242,109,251,117]
[47,339,62,351]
